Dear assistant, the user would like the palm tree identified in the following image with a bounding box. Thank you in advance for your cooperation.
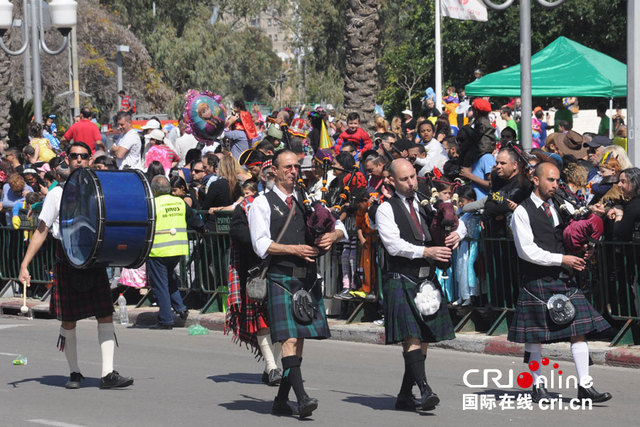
[343,0,379,133]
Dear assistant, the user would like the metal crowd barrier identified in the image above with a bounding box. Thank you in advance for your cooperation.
[2,217,640,345]
[596,241,640,345]
[0,226,55,301]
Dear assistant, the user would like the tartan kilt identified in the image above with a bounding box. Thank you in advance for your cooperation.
[508,278,610,343]
[266,272,330,343]
[50,243,113,322]
[382,273,455,345]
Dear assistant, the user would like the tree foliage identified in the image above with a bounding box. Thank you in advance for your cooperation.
[378,0,627,116]
[100,0,282,107]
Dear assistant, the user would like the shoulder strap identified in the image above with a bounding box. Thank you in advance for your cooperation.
[259,201,296,279]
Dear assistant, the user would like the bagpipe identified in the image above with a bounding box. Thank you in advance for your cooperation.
[551,180,604,255]
[329,165,366,217]
[415,177,461,278]
[318,156,332,207]
[296,176,336,254]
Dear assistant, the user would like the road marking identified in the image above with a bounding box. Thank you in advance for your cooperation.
[0,324,29,330]
[27,419,87,427]
[0,352,18,357]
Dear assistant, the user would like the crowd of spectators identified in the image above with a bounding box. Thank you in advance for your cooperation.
[1,97,636,309]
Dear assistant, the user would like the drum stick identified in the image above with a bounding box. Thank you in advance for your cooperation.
[20,280,28,314]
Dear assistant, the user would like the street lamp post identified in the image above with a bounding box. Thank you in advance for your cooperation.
[0,0,78,124]
[482,0,567,151]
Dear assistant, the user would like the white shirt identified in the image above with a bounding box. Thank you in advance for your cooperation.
[510,192,564,267]
[421,138,449,173]
[376,193,467,259]
[116,129,142,170]
[174,133,199,167]
[248,185,347,259]
[308,170,336,203]
[38,186,63,239]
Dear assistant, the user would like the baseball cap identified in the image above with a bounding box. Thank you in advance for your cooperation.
[141,119,161,130]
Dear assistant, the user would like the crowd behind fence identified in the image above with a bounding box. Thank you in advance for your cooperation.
[1,211,638,345]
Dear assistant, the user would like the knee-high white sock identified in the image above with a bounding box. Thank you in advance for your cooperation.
[571,341,591,387]
[97,323,115,377]
[273,341,282,367]
[60,326,80,374]
[257,332,277,372]
[524,343,543,386]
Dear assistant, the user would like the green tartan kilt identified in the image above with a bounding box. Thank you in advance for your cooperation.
[267,272,330,343]
[508,278,611,343]
[382,273,455,345]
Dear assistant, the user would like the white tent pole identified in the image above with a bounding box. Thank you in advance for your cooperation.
[609,98,613,139]
[435,0,443,113]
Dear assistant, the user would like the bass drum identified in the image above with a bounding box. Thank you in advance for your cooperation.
[59,168,156,269]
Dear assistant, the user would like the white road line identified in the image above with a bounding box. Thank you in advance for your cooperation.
[0,352,18,357]
[27,419,87,427]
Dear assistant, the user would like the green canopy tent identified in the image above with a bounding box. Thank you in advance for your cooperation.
[465,36,627,98]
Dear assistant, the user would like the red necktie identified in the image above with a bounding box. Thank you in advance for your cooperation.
[542,201,554,224]
[286,195,294,210]
[406,196,424,238]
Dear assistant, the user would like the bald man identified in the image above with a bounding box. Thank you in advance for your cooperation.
[509,162,611,404]
[375,159,466,412]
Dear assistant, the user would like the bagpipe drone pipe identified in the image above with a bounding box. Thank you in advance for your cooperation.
[297,177,336,255]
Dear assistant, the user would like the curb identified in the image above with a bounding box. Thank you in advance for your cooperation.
[2,299,639,369]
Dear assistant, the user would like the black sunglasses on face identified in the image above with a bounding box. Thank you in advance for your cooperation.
[192,169,204,173]
[68,152,90,160]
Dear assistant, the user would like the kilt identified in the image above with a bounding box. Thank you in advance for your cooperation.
[382,273,455,345]
[267,272,330,343]
[50,242,113,322]
[508,277,610,343]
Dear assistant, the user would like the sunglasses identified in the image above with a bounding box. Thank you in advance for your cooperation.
[68,152,90,160]
[192,169,204,173]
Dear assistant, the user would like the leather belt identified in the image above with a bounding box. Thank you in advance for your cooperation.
[270,265,312,278]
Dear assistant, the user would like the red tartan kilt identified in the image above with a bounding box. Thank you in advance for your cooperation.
[50,248,113,321]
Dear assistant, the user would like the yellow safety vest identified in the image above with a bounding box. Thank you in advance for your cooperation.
[150,194,189,257]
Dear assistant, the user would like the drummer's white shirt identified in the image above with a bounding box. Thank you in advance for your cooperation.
[39,186,63,240]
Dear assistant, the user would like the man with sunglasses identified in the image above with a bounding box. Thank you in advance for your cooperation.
[19,142,134,390]
[248,150,346,418]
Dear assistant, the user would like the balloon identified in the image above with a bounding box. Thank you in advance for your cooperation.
[182,90,226,143]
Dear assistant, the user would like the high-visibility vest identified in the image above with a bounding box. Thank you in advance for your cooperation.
[150,194,189,257]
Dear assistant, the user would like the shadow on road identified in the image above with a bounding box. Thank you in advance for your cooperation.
[7,375,100,389]
[208,372,263,385]
[218,394,272,415]
[342,393,436,415]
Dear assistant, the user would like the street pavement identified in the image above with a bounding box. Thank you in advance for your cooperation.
[0,316,636,427]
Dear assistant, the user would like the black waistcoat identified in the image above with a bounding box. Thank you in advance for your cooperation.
[519,197,565,279]
[386,195,434,277]
[265,190,308,270]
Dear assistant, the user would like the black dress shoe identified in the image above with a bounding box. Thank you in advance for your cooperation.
[267,369,282,386]
[417,379,440,410]
[531,384,551,403]
[272,398,299,416]
[577,385,612,403]
[395,393,418,411]
[297,396,318,419]
[149,323,173,330]
[100,371,134,389]
[418,391,439,411]
[65,372,84,389]
[177,310,189,321]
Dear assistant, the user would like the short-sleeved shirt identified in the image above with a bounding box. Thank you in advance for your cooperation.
[31,138,56,162]
[63,119,101,152]
[471,152,496,200]
[145,144,179,175]
[38,185,63,239]
[116,129,142,170]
